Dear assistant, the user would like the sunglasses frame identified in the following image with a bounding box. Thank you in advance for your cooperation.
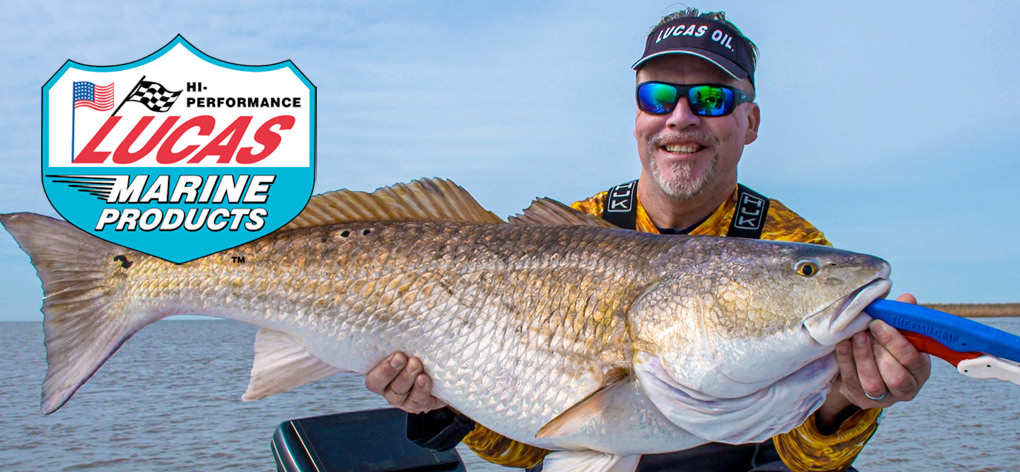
[636,81,754,117]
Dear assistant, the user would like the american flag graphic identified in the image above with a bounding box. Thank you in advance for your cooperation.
[73,81,115,111]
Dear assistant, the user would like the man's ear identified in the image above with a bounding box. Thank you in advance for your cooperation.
[744,103,760,145]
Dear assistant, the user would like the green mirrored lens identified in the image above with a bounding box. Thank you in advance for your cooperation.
[637,83,678,114]
[688,85,734,116]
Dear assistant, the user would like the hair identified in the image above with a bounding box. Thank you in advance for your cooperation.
[652,7,760,76]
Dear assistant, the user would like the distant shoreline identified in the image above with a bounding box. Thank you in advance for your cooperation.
[923,303,1020,318]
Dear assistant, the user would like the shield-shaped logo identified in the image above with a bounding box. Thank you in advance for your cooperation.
[42,35,315,263]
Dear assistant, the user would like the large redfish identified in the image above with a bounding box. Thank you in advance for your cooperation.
[1,178,890,472]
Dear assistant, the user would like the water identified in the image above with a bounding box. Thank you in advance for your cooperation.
[0,319,1017,471]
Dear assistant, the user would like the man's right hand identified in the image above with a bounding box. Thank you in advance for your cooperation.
[365,352,447,414]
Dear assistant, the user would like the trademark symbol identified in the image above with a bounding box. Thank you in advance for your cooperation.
[232,256,246,263]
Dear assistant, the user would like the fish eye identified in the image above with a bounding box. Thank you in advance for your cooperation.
[795,260,819,277]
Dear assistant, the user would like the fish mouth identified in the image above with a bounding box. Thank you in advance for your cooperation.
[803,277,892,346]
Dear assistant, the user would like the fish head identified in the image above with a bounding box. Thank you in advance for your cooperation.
[631,237,891,400]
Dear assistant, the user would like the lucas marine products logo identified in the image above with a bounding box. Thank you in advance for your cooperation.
[42,35,315,263]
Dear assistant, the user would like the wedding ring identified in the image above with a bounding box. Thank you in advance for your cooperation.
[864,391,888,401]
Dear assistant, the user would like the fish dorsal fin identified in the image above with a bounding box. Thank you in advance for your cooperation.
[281,178,503,231]
[242,328,341,401]
[509,198,617,228]
[536,366,631,439]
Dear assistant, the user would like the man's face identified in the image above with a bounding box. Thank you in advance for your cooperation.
[634,54,760,201]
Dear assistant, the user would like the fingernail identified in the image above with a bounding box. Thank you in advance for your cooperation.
[853,332,868,347]
[417,376,428,387]
[390,354,405,368]
[837,341,850,356]
[870,320,886,336]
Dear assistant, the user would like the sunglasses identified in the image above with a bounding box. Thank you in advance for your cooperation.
[636,82,753,117]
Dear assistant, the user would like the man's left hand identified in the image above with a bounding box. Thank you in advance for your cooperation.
[835,293,932,408]
[816,293,932,432]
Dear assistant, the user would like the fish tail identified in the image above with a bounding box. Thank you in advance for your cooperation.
[1,212,162,414]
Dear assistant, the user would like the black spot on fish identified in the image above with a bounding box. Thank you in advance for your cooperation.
[362,229,372,236]
[340,230,351,238]
[113,255,133,269]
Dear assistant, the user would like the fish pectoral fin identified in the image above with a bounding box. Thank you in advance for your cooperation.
[242,328,341,401]
[541,451,640,472]
[279,178,504,231]
[536,367,630,439]
[508,198,618,227]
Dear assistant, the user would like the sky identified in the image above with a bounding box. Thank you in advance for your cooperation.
[1,1,1018,321]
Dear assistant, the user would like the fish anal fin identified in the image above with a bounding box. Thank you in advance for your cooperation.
[509,198,617,228]
[536,366,631,439]
[242,328,341,401]
[280,178,503,231]
[542,451,640,472]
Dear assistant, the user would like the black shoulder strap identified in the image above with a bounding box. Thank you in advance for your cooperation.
[727,184,770,239]
[600,180,771,238]
[601,180,639,230]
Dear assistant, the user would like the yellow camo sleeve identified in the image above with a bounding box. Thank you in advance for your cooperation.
[462,424,551,468]
[570,192,607,218]
[773,408,882,472]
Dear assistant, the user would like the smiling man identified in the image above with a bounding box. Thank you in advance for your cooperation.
[628,51,758,232]
[366,8,931,472]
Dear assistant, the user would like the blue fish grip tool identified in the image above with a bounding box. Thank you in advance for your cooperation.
[865,299,1020,386]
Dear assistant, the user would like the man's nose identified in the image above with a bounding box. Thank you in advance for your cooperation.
[665,98,701,130]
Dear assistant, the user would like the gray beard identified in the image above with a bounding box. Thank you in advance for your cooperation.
[645,134,719,201]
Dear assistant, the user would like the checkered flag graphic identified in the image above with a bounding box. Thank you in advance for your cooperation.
[125,80,182,112]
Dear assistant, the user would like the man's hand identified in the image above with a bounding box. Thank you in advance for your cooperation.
[836,293,932,407]
[365,352,447,414]
[816,293,932,432]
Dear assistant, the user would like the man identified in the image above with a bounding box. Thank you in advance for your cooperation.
[366,8,931,471]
